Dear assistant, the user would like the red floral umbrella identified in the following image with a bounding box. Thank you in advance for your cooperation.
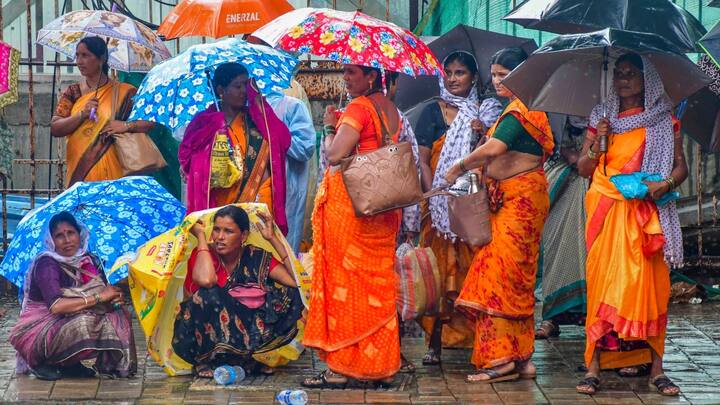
[253,8,442,77]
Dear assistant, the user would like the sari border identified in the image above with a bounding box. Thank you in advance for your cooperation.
[586,302,667,343]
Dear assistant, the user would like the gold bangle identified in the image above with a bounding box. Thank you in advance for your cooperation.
[665,177,676,189]
[82,296,89,306]
[94,293,102,305]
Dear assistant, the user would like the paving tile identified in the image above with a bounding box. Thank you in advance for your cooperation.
[365,391,412,404]
[410,395,458,404]
[318,390,365,404]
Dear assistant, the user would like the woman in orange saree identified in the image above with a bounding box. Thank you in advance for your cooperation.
[444,48,555,383]
[50,37,153,186]
[575,54,686,396]
[302,64,402,388]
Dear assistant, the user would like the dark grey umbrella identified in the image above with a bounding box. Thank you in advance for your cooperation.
[502,29,711,117]
[393,24,537,111]
[709,0,720,7]
[681,55,720,152]
[503,0,706,53]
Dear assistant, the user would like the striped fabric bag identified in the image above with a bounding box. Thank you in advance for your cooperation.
[395,243,441,321]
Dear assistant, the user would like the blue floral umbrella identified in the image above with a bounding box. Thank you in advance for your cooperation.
[0,177,185,287]
[128,38,298,131]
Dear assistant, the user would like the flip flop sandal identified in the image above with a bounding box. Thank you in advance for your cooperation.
[301,370,347,389]
[193,364,214,379]
[467,368,520,383]
[421,350,441,366]
[399,359,416,374]
[649,374,680,396]
[576,375,600,395]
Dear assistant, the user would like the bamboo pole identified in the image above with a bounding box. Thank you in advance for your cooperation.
[385,0,390,20]
[26,0,37,209]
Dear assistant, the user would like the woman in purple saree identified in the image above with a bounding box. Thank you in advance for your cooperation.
[9,211,136,380]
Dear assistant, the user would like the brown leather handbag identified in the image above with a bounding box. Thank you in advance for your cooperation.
[448,172,492,247]
[425,171,492,248]
[110,84,167,176]
[340,99,422,217]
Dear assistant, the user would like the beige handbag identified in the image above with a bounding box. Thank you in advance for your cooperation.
[111,84,167,176]
[340,99,423,217]
[425,171,492,248]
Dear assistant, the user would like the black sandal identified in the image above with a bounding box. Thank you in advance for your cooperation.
[535,320,560,339]
[421,349,441,365]
[649,374,680,396]
[302,370,347,389]
[576,375,600,395]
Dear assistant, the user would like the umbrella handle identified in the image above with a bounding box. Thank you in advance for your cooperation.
[598,48,609,154]
[206,70,219,109]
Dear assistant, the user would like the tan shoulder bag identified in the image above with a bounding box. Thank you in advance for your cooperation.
[111,84,167,176]
[340,98,423,217]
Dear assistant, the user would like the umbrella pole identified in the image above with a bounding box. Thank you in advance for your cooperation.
[599,48,609,176]
[205,70,219,109]
[599,48,609,152]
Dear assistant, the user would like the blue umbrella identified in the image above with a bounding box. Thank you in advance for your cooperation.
[0,177,185,287]
[128,38,298,131]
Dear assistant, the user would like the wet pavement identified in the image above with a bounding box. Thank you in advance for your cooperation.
[0,298,719,404]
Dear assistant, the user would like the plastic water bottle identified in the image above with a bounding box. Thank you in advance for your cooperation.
[213,365,245,385]
[276,389,308,405]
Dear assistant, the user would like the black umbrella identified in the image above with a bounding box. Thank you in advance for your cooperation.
[700,21,720,68]
[502,29,711,118]
[710,0,720,7]
[393,24,537,111]
[681,55,720,152]
[503,0,706,53]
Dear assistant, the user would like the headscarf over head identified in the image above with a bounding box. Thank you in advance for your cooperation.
[430,51,502,239]
[588,55,682,267]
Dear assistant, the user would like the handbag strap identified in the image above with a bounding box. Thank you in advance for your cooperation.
[365,96,394,147]
[110,82,119,120]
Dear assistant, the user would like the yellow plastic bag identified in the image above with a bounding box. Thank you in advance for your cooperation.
[210,133,242,188]
[113,203,312,376]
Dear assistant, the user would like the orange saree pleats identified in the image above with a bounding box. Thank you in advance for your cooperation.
[584,122,670,367]
[455,171,549,369]
[303,170,401,380]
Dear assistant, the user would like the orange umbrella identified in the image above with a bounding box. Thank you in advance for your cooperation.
[158,0,294,39]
